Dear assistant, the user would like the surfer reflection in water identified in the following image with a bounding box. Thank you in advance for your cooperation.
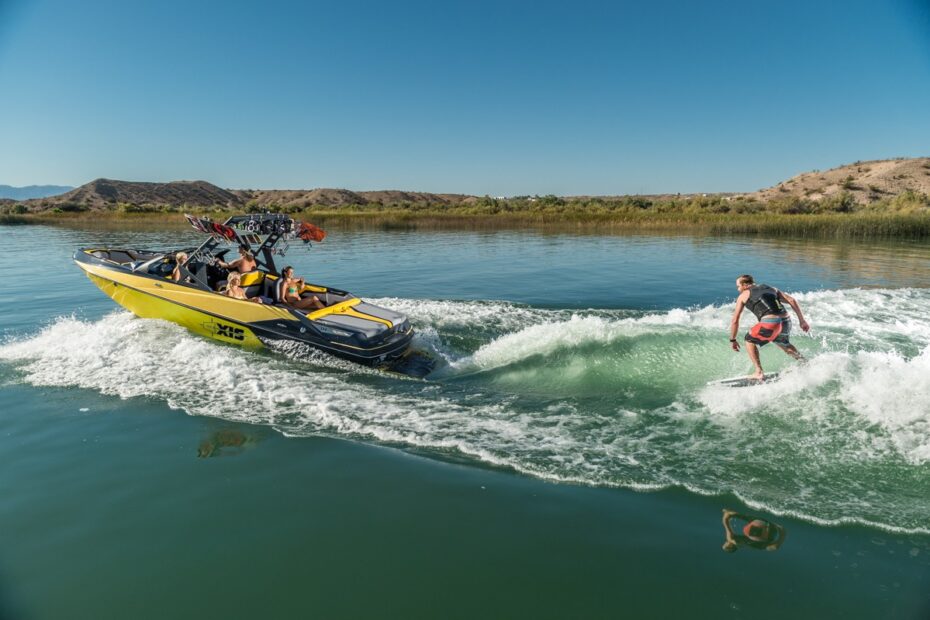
[197,429,252,458]
[729,274,810,380]
[721,509,786,552]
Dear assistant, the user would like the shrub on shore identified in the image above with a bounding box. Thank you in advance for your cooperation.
[8,190,930,239]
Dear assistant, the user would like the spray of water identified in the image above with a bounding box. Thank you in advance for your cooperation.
[2,287,929,534]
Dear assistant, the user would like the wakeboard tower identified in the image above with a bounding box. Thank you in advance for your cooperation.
[73,212,432,376]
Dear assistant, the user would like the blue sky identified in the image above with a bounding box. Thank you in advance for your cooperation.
[1,0,928,194]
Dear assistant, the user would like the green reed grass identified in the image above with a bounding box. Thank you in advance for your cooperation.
[4,192,930,238]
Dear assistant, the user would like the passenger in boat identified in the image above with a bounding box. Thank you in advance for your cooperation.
[218,245,258,275]
[278,266,324,310]
[721,508,786,552]
[171,252,188,282]
[224,272,264,303]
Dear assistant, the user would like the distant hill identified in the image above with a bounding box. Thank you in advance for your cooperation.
[745,157,930,204]
[50,178,243,210]
[239,188,473,209]
[19,178,474,212]
[11,157,930,213]
[0,184,73,200]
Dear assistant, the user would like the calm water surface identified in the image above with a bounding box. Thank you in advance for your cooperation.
[1,223,929,619]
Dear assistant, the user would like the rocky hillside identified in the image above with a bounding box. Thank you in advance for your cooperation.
[746,157,930,204]
[17,179,473,212]
[239,188,472,209]
[10,157,930,213]
[53,179,243,210]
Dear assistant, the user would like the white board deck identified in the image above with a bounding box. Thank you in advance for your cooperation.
[709,372,781,388]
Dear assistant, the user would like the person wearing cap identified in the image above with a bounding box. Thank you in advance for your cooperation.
[721,508,786,552]
[729,274,810,380]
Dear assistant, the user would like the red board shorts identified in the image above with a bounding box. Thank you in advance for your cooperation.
[745,316,791,347]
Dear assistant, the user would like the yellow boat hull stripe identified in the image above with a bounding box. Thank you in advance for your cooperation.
[306,298,361,320]
[76,259,299,324]
[85,272,264,347]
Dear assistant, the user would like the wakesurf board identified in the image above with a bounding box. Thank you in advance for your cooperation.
[709,372,781,388]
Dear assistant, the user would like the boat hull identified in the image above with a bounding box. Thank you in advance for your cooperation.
[74,250,414,365]
[84,270,266,347]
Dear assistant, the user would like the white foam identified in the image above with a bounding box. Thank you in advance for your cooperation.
[429,287,930,376]
[698,354,848,417]
[3,287,930,536]
[0,313,617,481]
[840,347,930,464]
[368,297,559,332]
[696,344,930,465]
[461,313,703,371]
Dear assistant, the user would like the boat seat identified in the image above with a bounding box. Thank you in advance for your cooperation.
[239,271,264,287]
[264,275,283,304]
[214,271,267,299]
[242,273,262,298]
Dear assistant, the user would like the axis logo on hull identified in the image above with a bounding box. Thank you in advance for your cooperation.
[201,319,245,341]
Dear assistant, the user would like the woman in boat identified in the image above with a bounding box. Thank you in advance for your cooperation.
[218,245,257,275]
[171,252,188,282]
[224,272,264,303]
[278,266,324,310]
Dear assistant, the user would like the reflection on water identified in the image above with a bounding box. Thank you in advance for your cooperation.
[37,217,930,288]
[720,237,930,290]
[7,221,930,315]
[721,508,787,553]
[197,429,255,458]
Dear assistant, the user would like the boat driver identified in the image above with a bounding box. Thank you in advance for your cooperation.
[218,245,257,275]
[728,274,810,380]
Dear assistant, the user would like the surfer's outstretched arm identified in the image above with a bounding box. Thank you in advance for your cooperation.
[721,510,737,551]
[777,290,810,332]
[721,509,749,552]
[729,295,747,351]
[722,508,734,526]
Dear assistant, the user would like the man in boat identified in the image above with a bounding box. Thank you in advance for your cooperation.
[217,244,257,275]
[721,508,786,552]
[729,274,810,380]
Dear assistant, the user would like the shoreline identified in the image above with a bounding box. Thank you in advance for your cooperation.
[4,209,930,239]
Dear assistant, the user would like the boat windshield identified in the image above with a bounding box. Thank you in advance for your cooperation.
[134,254,170,273]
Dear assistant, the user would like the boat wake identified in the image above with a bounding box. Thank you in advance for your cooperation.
[2,287,930,535]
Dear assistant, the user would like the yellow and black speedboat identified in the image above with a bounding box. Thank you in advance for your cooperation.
[74,213,426,373]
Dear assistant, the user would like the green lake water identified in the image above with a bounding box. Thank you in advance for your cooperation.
[1,223,929,618]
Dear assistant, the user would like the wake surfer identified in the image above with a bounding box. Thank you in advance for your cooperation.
[729,274,810,380]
